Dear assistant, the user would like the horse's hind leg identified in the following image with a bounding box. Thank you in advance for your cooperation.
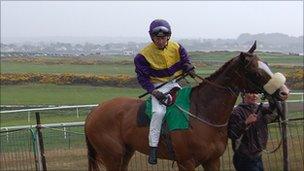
[202,158,220,171]
[99,149,134,171]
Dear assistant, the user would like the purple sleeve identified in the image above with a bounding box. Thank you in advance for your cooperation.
[134,54,155,93]
[178,44,192,71]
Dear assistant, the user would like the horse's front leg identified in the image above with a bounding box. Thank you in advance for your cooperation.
[202,158,220,171]
[170,130,197,171]
[177,159,196,171]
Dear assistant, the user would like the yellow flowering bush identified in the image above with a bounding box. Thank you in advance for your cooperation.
[285,69,304,90]
[0,73,139,87]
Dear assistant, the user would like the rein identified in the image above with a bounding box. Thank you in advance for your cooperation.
[262,99,285,154]
[174,104,228,128]
[246,96,284,154]
[192,73,227,90]
[192,73,239,97]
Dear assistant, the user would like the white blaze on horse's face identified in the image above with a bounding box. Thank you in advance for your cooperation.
[258,61,273,77]
[257,60,287,95]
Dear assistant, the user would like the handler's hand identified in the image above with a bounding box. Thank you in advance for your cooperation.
[245,114,258,125]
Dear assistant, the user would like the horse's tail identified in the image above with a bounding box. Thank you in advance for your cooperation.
[86,135,99,171]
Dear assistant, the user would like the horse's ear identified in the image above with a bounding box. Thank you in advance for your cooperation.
[239,52,250,64]
[247,40,257,54]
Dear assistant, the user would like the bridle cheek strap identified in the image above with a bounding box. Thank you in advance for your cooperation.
[263,72,286,95]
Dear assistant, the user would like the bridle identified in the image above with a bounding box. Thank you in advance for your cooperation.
[184,54,283,129]
[192,54,271,98]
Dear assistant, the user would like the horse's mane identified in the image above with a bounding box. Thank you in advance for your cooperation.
[205,56,238,81]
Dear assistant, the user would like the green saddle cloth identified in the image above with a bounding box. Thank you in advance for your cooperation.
[145,86,192,131]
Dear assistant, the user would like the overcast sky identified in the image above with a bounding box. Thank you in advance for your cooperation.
[1,1,303,42]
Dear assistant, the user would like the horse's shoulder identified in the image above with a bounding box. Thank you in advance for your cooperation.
[112,96,141,101]
[106,97,143,105]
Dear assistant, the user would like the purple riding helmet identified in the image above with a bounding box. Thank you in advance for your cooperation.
[149,19,172,38]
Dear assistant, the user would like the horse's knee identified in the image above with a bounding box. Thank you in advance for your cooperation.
[202,158,220,171]
[177,159,196,171]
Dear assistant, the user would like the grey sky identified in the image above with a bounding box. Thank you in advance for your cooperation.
[1,1,303,41]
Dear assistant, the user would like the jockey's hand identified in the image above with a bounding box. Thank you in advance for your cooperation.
[184,62,196,78]
[188,69,196,78]
[151,90,167,102]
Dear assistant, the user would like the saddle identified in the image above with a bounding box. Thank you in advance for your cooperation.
[137,87,180,127]
[136,87,181,161]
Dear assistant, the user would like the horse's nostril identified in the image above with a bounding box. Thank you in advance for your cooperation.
[279,91,288,96]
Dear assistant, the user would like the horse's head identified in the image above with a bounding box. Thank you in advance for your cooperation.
[236,41,289,101]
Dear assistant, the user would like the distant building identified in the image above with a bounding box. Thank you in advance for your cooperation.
[123,50,134,56]
[289,52,300,56]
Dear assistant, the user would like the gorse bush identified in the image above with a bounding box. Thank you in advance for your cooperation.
[1,70,303,90]
[0,73,139,87]
[1,56,133,65]
[285,69,304,90]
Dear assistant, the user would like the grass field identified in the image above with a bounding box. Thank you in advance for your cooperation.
[0,84,143,105]
[0,62,137,75]
[1,84,302,105]
[1,52,302,76]
[190,51,303,65]
[0,83,302,127]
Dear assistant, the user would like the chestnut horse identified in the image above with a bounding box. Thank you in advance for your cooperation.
[85,42,289,171]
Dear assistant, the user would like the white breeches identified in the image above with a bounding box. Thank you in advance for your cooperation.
[149,80,181,147]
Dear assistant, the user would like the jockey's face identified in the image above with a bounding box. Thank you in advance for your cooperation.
[243,93,259,104]
[152,36,169,49]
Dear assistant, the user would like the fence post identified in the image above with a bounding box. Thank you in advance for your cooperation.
[35,112,47,171]
[4,127,8,141]
[29,128,40,171]
[76,107,79,118]
[63,126,67,139]
[281,101,289,171]
[28,111,31,123]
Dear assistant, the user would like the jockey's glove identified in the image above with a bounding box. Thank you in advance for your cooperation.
[151,90,167,102]
[183,62,196,78]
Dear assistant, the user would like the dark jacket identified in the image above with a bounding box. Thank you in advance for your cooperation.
[228,102,278,158]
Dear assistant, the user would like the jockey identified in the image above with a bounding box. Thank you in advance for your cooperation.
[134,19,196,165]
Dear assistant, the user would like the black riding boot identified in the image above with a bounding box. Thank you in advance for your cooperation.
[148,147,158,165]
